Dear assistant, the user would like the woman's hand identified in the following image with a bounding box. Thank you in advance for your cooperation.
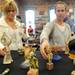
[0,48,6,56]
[40,40,49,60]
[0,42,6,56]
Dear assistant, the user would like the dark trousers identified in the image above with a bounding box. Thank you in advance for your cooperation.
[35,51,47,71]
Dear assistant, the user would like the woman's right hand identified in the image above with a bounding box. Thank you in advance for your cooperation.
[40,40,49,60]
[0,48,6,56]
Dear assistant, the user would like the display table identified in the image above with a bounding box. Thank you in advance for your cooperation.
[0,51,74,75]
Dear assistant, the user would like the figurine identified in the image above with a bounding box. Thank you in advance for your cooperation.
[27,51,39,75]
[29,52,38,69]
[46,52,54,70]
[20,44,36,69]
[1,32,13,64]
[45,47,54,70]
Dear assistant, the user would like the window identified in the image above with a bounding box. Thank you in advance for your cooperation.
[49,9,56,22]
[25,10,35,33]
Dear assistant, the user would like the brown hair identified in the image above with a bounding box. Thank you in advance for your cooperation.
[55,1,67,10]
[3,1,18,14]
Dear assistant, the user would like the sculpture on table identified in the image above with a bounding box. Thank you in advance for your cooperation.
[29,52,38,69]
[27,50,39,75]
[21,44,32,69]
[45,47,54,70]
[1,32,13,64]
[20,43,37,69]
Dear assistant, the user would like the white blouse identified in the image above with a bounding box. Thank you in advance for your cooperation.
[0,16,24,50]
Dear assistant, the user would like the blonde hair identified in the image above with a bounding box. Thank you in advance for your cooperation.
[3,1,18,14]
[55,1,67,10]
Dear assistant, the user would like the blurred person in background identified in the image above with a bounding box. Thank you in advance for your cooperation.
[28,25,33,36]
[64,8,75,33]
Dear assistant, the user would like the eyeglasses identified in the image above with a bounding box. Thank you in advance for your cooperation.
[7,10,15,12]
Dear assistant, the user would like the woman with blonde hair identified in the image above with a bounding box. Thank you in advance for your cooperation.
[0,0,24,56]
